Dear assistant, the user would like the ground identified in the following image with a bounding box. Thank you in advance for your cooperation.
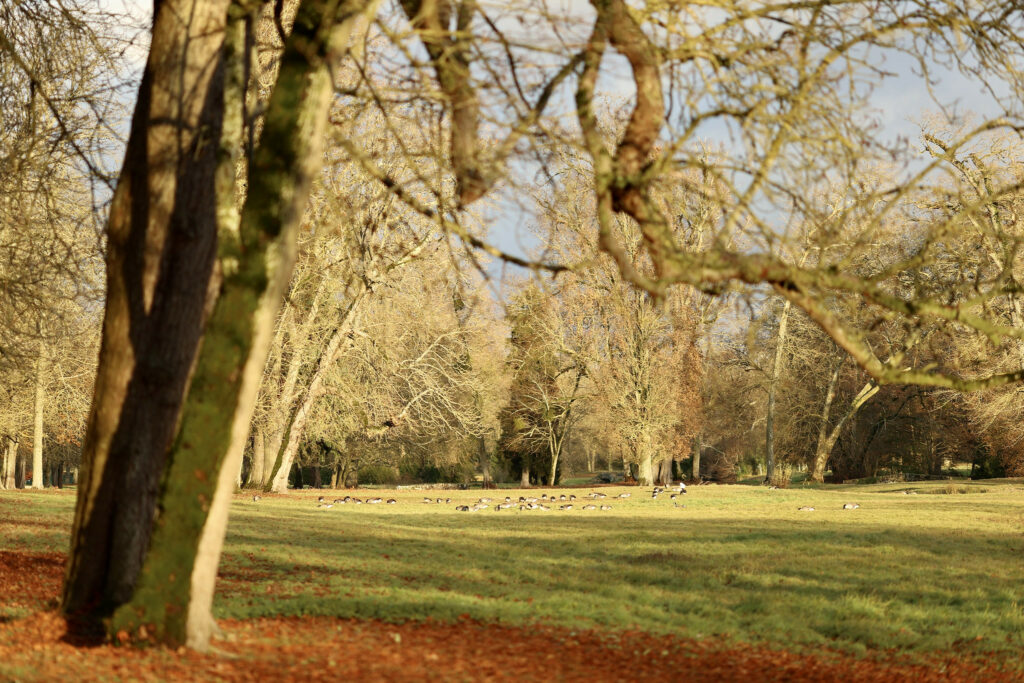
[2,480,1023,681]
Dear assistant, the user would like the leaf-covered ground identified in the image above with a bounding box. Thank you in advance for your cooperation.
[2,483,1024,681]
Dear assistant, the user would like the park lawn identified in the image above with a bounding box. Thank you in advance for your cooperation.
[2,480,1024,664]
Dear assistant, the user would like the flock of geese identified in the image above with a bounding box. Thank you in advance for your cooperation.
[249,481,866,512]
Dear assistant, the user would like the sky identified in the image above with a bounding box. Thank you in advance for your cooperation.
[102,1,1017,297]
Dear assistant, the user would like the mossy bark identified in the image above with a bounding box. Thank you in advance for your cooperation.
[108,0,373,650]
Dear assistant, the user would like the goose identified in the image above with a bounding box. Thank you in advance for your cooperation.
[445,498,452,504]
[367,497,383,504]
[333,498,346,504]
[569,494,576,501]
[498,502,515,509]
[423,497,434,504]
[504,496,512,503]
[436,498,443,504]
[479,497,492,503]
[252,494,262,502]
[599,504,612,511]
[317,496,325,503]
[473,503,489,511]
[582,504,597,510]
[670,494,678,500]
[317,503,334,509]
[842,503,860,510]
[537,504,550,510]
[386,499,397,505]
[797,506,815,512]
[560,504,573,510]
[559,494,567,501]
[676,482,687,493]
[456,505,470,511]
[352,498,363,504]
[617,493,631,498]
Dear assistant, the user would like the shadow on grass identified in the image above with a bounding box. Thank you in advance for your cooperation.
[217,508,1024,657]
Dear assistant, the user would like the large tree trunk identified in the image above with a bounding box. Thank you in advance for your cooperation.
[765,300,791,485]
[656,458,672,486]
[520,463,530,488]
[104,1,370,650]
[62,0,232,633]
[31,350,44,489]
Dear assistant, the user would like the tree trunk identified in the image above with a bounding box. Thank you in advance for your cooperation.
[61,0,233,634]
[65,0,373,650]
[637,443,654,487]
[656,458,672,486]
[765,300,791,485]
[691,437,701,482]
[15,453,25,489]
[1,438,16,489]
[478,437,490,487]
[520,463,530,488]
[266,291,364,492]
[107,1,371,649]
[31,351,44,489]
[247,425,265,488]
[809,375,879,483]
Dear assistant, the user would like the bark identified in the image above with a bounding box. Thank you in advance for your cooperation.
[656,458,672,486]
[691,436,701,482]
[520,464,530,488]
[637,440,654,486]
[478,437,490,487]
[107,0,372,650]
[62,0,232,631]
[15,453,25,488]
[31,350,44,489]
[247,425,265,488]
[765,300,791,484]
[1,437,16,489]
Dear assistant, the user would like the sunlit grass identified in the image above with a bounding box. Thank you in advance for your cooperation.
[3,479,1024,659]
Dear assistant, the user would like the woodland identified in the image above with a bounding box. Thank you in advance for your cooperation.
[1,0,1024,674]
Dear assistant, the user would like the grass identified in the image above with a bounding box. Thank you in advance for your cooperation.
[3,479,1024,662]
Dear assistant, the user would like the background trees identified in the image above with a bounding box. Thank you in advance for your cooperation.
[5,0,1024,653]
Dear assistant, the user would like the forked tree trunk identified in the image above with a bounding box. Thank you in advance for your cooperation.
[809,379,879,483]
[31,350,44,489]
[105,1,371,650]
[266,292,364,492]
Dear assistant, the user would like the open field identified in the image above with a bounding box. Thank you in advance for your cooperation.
[2,480,1024,680]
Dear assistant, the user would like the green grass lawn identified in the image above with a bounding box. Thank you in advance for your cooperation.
[3,479,1024,661]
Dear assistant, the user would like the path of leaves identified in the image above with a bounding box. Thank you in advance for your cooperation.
[1,550,1021,682]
